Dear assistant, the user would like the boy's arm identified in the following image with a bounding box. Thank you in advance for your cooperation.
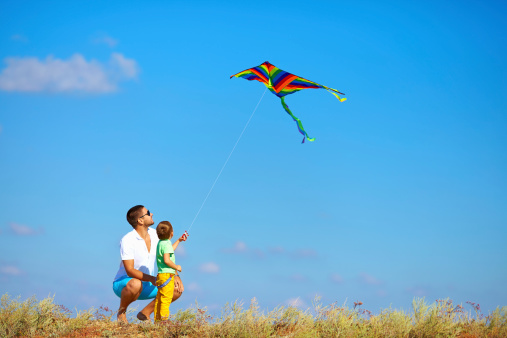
[172,232,188,250]
[163,253,182,272]
[172,239,181,251]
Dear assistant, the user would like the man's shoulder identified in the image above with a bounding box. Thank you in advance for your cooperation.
[120,229,139,243]
[148,227,159,241]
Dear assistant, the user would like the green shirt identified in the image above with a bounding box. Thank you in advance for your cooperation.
[156,239,175,274]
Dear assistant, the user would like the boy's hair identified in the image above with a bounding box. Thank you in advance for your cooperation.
[126,205,145,228]
[156,221,173,240]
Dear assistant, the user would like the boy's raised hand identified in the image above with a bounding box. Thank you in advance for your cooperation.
[179,231,189,242]
[176,265,182,272]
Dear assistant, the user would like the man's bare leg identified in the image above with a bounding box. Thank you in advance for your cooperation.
[117,278,142,323]
[173,289,182,302]
[137,299,155,321]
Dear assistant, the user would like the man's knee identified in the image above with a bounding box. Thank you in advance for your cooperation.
[123,278,143,296]
[173,289,182,302]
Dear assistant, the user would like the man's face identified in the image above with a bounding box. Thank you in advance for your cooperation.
[138,207,154,227]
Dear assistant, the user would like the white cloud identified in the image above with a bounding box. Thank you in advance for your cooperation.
[78,294,99,307]
[199,262,219,274]
[11,34,28,42]
[317,212,332,220]
[0,53,139,93]
[220,242,318,260]
[406,286,430,297]
[358,272,383,286]
[286,297,307,308]
[187,282,201,292]
[330,273,344,284]
[204,303,221,310]
[9,222,43,236]
[233,241,247,252]
[252,248,265,259]
[110,53,138,78]
[221,241,248,253]
[175,245,187,257]
[268,246,285,254]
[0,265,22,276]
[292,249,318,259]
[290,274,306,282]
[93,35,118,48]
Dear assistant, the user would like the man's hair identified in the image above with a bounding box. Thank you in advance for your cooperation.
[126,205,145,228]
[156,221,173,240]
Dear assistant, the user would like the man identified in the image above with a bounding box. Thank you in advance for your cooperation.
[112,205,184,322]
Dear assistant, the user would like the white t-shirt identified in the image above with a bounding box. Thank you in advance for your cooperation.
[114,227,159,282]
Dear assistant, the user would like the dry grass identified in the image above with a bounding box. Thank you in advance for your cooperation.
[1,293,506,337]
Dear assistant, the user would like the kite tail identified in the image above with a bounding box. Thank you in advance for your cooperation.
[326,89,347,102]
[280,97,315,143]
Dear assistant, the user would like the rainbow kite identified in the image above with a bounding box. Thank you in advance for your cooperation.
[230,61,346,143]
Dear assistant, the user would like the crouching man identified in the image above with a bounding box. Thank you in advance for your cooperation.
[112,205,184,322]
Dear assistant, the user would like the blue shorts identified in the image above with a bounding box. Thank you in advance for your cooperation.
[113,276,158,300]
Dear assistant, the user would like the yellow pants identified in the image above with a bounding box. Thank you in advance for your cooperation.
[154,273,175,322]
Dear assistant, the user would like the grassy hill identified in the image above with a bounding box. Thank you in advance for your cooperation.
[1,293,506,337]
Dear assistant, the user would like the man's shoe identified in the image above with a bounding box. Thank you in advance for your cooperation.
[137,312,150,322]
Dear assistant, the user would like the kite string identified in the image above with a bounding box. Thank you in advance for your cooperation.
[187,87,267,232]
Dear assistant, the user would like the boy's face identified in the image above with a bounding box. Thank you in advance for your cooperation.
[169,231,174,239]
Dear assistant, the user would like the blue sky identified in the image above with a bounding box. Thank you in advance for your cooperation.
[1,0,506,317]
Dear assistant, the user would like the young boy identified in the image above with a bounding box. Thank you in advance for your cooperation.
[154,221,187,322]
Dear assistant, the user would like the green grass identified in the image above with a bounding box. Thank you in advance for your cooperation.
[1,293,506,337]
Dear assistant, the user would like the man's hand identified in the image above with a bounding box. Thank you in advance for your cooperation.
[175,265,182,272]
[149,275,157,286]
[174,276,184,293]
[124,259,157,286]
[172,275,184,302]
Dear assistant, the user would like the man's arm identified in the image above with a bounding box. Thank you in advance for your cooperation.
[123,259,156,285]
